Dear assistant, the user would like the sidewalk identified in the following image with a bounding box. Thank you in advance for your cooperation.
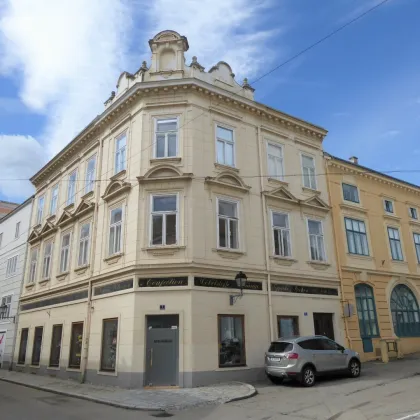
[0,370,256,411]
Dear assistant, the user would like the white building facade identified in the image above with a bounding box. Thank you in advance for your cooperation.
[14,31,344,387]
[0,197,33,369]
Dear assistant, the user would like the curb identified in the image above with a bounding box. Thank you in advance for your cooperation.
[225,383,258,403]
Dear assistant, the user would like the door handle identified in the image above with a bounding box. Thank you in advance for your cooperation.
[150,348,153,367]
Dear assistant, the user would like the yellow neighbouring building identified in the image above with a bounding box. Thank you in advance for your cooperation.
[326,154,420,361]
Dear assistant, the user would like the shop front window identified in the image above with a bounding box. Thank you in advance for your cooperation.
[18,328,29,364]
[68,322,84,369]
[49,324,63,368]
[100,318,118,372]
[277,316,299,338]
[31,326,43,366]
[218,315,246,368]
[390,284,420,337]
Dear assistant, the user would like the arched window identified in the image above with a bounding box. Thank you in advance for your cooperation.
[390,284,420,337]
[355,284,380,339]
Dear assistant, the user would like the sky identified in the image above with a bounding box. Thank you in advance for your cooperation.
[0,0,419,203]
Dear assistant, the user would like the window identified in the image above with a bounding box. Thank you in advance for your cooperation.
[15,221,20,238]
[342,183,359,203]
[384,199,394,213]
[36,195,45,224]
[85,155,96,194]
[155,118,178,158]
[272,212,291,257]
[6,255,18,278]
[414,233,420,263]
[320,339,343,351]
[0,232,2,248]
[31,326,43,366]
[42,242,53,279]
[388,227,403,261]
[218,199,239,249]
[268,342,293,353]
[109,207,123,255]
[277,316,299,338]
[78,222,91,266]
[59,232,71,273]
[50,184,59,215]
[298,338,323,350]
[28,248,38,283]
[68,322,84,369]
[67,170,77,206]
[218,315,245,367]
[267,143,284,180]
[18,328,29,364]
[301,154,316,190]
[410,207,418,220]
[390,284,420,337]
[345,218,369,256]
[100,318,118,372]
[308,219,326,261]
[151,195,177,246]
[49,324,63,368]
[115,133,126,174]
[216,126,235,167]
[355,284,379,340]
[0,295,12,319]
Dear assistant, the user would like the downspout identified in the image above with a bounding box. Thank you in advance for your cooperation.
[324,156,352,349]
[257,125,274,341]
[81,138,104,383]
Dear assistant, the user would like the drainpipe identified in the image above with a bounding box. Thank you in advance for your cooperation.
[324,156,352,349]
[80,137,104,383]
[256,126,274,341]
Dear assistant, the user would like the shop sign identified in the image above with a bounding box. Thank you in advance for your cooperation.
[138,277,188,287]
[194,277,263,291]
[271,283,338,296]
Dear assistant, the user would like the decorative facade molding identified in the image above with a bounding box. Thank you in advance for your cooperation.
[263,186,299,203]
[137,164,193,184]
[73,200,96,219]
[205,171,251,193]
[300,195,330,212]
[102,180,132,202]
[56,210,74,228]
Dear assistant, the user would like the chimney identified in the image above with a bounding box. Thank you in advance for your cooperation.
[349,156,359,165]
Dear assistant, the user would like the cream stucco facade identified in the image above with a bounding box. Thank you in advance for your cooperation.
[14,31,344,387]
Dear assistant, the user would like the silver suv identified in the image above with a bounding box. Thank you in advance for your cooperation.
[265,335,361,387]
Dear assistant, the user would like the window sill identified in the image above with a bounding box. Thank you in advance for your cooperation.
[47,366,60,371]
[391,260,408,265]
[302,187,321,195]
[307,260,330,270]
[384,213,401,222]
[74,265,90,275]
[66,367,81,372]
[81,190,94,200]
[97,370,118,376]
[29,365,41,369]
[110,169,126,181]
[268,177,289,187]
[39,278,50,285]
[56,272,69,281]
[270,256,297,266]
[150,157,182,164]
[214,163,239,173]
[25,283,35,290]
[215,365,249,371]
[409,220,420,227]
[104,253,123,264]
[212,248,246,259]
[346,253,373,261]
[142,245,186,256]
[339,203,368,213]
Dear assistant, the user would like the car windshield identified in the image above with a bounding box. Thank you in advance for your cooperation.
[268,342,293,353]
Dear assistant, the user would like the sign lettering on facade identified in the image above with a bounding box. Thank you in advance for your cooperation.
[138,277,189,288]
[271,283,338,296]
[194,277,263,291]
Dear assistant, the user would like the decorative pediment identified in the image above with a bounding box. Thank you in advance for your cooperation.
[102,180,131,202]
[74,200,95,218]
[39,221,57,239]
[263,186,298,203]
[300,195,330,212]
[137,164,193,184]
[28,229,41,244]
[205,171,251,193]
[57,210,74,227]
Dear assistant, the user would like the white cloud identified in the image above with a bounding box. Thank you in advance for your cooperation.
[0,135,45,200]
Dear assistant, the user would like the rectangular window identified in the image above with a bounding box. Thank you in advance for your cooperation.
[308,219,326,261]
[78,222,91,266]
[15,221,20,238]
[216,126,235,167]
[272,212,291,257]
[31,326,43,366]
[414,233,420,263]
[0,295,12,319]
[29,248,38,283]
[410,207,418,220]
[0,232,2,248]
[151,195,177,246]
[67,170,77,206]
[302,154,316,190]
[84,155,96,194]
[155,119,178,158]
[49,324,63,368]
[109,207,123,255]
[18,328,29,364]
[59,232,71,273]
[115,133,127,174]
[5,255,18,278]
[42,242,53,279]
[388,227,403,261]
[384,199,394,213]
[277,315,299,338]
[218,199,239,249]
[342,183,359,203]
[218,315,246,368]
[267,143,284,180]
[37,195,45,224]
[50,184,59,215]
[68,322,84,369]
[100,318,118,372]
[345,217,369,256]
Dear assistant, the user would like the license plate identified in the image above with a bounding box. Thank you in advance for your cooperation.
[269,357,282,362]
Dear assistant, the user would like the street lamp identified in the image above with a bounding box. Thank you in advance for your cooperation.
[0,304,15,323]
[230,271,248,306]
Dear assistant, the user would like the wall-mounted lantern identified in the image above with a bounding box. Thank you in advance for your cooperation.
[230,271,248,306]
[0,304,15,323]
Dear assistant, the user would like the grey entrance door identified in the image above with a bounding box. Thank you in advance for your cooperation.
[145,315,179,387]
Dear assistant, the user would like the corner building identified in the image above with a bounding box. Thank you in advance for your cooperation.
[15,31,344,387]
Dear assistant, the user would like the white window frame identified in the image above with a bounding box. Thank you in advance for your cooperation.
[114,133,127,174]
[271,210,292,257]
[28,248,39,284]
[215,124,235,167]
[267,141,285,181]
[42,241,53,280]
[301,153,317,190]
[78,221,91,267]
[84,155,96,195]
[216,197,240,250]
[59,232,72,273]
[384,199,394,214]
[0,294,12,321]
[149,193,179,246]
[15,221,20,239]
[37,195,45,225]
[67,170,77,206]
[0,232,3,248]
[154,117,179,158]
[5,255,18,278]
[50,184,59,216]
[306,218,326,262]
[109,206,124,256]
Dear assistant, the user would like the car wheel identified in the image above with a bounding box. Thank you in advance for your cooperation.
[348,359,361,378]
[267,374,284,385]
[300,366,316,387]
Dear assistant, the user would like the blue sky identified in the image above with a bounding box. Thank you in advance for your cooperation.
[0,0,419,203]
